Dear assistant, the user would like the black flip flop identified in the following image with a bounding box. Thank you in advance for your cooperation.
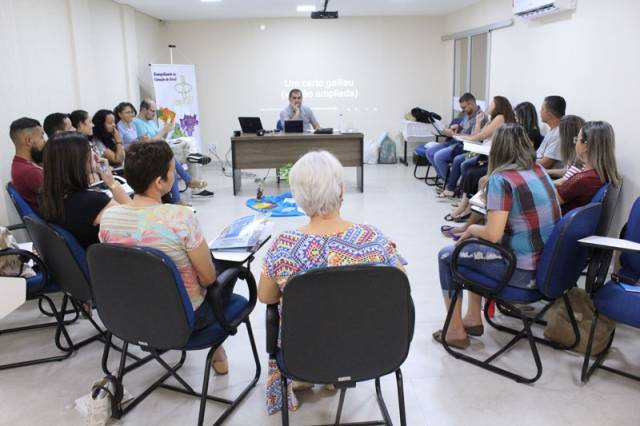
[453,213,471,223]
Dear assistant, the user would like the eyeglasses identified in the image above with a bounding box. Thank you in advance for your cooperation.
[573,136,587,145]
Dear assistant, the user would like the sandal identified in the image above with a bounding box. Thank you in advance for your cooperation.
[211,346,228,375]
[440,225,461,241]
[188,180,208,190]
[432,329,470,350]
[453,213,471,223]
[444,213,456,222]
[437,191,455,199]
[292,381,314,391]
[464,324,484,337]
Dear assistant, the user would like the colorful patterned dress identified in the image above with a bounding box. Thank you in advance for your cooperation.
[262,223,405,414]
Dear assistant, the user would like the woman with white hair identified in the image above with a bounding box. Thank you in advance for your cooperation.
[259,150,406,414]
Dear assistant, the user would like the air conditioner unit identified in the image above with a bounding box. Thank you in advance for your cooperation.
[513,0,576,20]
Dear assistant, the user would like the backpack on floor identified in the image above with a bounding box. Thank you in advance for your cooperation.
[544,287,615,355]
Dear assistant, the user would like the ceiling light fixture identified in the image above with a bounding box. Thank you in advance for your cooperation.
[296,5,317,12]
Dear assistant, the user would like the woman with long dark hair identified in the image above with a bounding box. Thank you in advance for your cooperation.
[434,124,561,349]
[92,109,125,166]
[514,102,543,150]
[39,132,130,248]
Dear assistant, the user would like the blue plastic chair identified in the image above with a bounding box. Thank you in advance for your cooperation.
[87,243,260,425]
[581,197,640,384]
[440,203,602,383]
[6,182,38,221]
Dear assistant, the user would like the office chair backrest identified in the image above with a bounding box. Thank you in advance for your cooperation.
[590,183,608,204]
[595,181,622,236]
[87,244,195,350]
[23,216,92,302]
[6,182,37,219]
[619,197,640,282]
[536,203,602,299]
[280,264,413,384]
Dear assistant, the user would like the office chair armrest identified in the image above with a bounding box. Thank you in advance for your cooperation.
[7,223,25,231]
[435,135,449,142]
[450,238,516,295]
[207,266,257,335]
[266,304,280,356]
[0,248,48,289]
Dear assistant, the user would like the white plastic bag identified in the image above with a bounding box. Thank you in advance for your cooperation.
[364,139,379,164]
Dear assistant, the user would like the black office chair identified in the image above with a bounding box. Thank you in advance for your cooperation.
[0,186,80,370]
[267,264,414,425]
[87,243,260,425]
[22,216,120,361]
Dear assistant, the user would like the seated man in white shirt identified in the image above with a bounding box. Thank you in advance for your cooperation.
[279,89,320,132]
[537,95,566,169]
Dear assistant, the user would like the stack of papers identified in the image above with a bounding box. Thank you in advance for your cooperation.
[470,191,487,215]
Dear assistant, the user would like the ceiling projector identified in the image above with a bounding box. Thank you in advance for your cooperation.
[311,0,338,19]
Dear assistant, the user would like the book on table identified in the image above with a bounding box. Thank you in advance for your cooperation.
[209,214,272,252]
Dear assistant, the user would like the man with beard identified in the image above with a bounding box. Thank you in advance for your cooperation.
[10,117,46,211]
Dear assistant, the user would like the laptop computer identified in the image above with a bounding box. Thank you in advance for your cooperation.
[238,117,263,134]
[284,120,304,133]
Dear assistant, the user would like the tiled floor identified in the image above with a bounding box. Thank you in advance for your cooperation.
[1,162,639,425]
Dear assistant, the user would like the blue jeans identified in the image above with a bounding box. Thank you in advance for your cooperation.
[432,142,463,180]
[426,141,451,164]
[168,159,192,203]
[438,244,536,299]
[445,155,479,192]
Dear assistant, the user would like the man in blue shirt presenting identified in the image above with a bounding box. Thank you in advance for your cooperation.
[134,99,213,202]
[279,89,320,132]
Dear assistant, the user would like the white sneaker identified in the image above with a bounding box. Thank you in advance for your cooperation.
[87,378,112,426]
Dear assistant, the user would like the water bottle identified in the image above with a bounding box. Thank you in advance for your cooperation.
[338,113,344,133]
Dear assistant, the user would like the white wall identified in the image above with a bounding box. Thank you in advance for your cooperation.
[443,0,640,232]
[0,0,163,226]
[161,16,449,158]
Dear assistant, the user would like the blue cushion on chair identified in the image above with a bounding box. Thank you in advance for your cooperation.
[183,294,249,350]
[594,281,640,328]
[25,271,45,292]
[496,286,543,304]
[457,266,542,304]
[414,145,427,157]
